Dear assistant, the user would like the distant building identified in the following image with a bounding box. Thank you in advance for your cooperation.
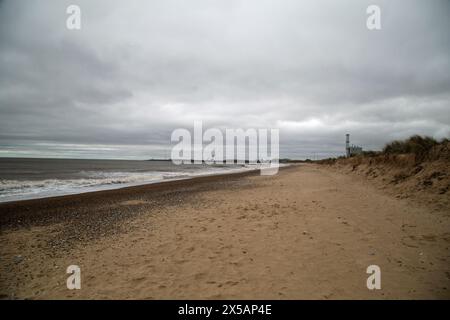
[345,134,363,157]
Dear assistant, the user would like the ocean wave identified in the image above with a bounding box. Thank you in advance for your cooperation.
[0,166,254,203]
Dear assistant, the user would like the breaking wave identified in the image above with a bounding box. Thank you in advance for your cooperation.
[0,166,254,203]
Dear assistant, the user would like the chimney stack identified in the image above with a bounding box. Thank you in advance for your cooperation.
[346,134,350,157]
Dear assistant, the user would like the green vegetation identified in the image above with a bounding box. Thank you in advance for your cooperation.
[317,135,449,164]
[383,135,437,154]
[382,135,447,160]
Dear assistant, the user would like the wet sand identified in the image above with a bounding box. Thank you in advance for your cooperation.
[1,164,449,299]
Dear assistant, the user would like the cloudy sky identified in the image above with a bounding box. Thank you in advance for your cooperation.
[0,0,449,159]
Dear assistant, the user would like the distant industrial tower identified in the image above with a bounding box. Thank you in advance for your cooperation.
[345,134,350,157]
[345,134,363,157]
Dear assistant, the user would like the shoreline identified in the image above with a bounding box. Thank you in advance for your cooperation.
[0,166,262,205]
[1,164,449,299]
[1,166,296,230]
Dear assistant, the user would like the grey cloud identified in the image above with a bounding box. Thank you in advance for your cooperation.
[0,0,449,159]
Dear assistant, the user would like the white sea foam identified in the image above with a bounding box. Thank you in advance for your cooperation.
[0,166,256,203]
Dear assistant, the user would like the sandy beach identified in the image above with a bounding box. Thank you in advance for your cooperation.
[1,164,449,299]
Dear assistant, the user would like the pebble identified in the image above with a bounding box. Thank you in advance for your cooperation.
[14,255,24,264]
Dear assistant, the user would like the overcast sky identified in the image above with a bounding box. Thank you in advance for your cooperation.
[0,0,449,159]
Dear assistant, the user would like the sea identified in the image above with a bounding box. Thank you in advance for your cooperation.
[0,158,253,203]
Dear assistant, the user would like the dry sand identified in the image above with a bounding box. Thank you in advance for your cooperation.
[0,164,449,299]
